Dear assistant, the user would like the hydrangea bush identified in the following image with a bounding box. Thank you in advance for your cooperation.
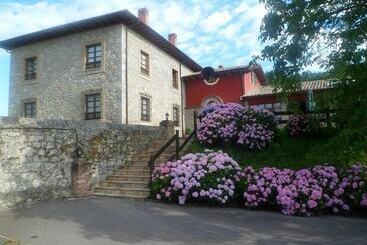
[151,151,367,216]
[197,103,276,150]
[151,150,242,205]
[286,114,319,136]
[242,164,367,216]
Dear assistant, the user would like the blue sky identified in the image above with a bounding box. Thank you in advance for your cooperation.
[0,0,271,116]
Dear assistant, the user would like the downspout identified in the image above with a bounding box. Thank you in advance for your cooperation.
[125,27,129,124]
[240,72,245,105]
[179,63,184,136]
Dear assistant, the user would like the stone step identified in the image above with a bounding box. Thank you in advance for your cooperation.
[140,148,176,155]
[125,160,149,165]
[113,169,150,175]
[106,175,150,182]
[93,186,149,197]
[92,192,147,199]
[133,153,174,161]
[120,165,149,171]
[99,180,148,189]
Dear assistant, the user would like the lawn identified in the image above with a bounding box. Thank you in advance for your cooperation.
[185,127,367,170]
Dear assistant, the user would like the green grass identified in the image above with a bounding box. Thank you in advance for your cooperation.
[185,128,367,170]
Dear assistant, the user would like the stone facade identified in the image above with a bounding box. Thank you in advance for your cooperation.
[126,28,192,134]
[0,117,170,208]
[9,25,124,123]
[8,24,194,134]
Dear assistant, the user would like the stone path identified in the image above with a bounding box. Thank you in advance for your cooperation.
[0,197,366,245]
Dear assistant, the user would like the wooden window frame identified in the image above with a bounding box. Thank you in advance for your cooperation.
[24,101,36,118]
[141,96,151,122]
[140,50,150,76]
[25,57,37,80]
[85,93,101,120]
[85,43,102,70]
[173,105,180,127]
[172,69,179,89]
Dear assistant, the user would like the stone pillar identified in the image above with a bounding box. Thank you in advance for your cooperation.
[71,158,91,197]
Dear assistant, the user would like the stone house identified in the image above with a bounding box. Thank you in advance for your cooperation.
[0,9,201,134]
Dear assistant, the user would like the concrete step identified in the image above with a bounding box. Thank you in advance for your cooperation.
[106,175,150,182]
[113,169,150,176]
[99,180,148,189]
[93,186,149,197]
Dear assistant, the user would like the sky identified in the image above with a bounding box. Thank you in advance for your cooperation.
[0,0,271,116]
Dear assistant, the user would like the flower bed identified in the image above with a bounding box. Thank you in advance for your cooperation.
[197,103,276,150]
[151,152,367,216]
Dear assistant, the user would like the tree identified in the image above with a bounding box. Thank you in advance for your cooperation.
[260,0,367,128]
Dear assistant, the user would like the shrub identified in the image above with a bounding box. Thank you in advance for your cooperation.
[242,164,367,216]
[286,114,319,137]
[197,103,276,150]
[151,150,242,205]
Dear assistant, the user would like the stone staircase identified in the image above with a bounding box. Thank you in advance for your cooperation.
[93,138,187,199]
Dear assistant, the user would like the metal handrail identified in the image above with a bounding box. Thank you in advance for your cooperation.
[148,130,179,184]
[149,111,198,183]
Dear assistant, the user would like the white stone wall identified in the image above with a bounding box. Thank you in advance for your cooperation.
[8,25,124,123]
[125,28,193,134]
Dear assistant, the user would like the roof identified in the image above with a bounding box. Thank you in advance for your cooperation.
[182,63,266,84]
[0,10,201,72]
[241,80,333,99]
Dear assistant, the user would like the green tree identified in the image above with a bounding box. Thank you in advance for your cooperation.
[260,0,367,128]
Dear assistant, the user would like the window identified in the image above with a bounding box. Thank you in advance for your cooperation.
[172,69,178,88]
[141,96,151,121]
[140,50,149,75]
[173,106,180,127]
[25,57,37,80]
[85,43,102,69]
[85,93,101,120]
[24,101,36,118]
[251,72,257,84]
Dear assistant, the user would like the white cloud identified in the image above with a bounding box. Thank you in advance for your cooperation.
[200,10,232,32]
[0,0,269,69]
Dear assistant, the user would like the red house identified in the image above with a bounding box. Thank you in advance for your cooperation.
[183,63,333,131]
[183,64,267,130]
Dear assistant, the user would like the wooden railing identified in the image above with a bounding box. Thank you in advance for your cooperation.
[274,109,336,127]
[148,111,198,183]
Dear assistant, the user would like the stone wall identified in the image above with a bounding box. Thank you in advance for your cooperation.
[184,108,199,134]
[0,125,76,208]
[8,23,196,134]
[0,117,170,208]
[8,24,124,123]
[125,28,193,134]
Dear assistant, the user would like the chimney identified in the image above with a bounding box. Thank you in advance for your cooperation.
[138,8,149,25]
[168,33,177,46]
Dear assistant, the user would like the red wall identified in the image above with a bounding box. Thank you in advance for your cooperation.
[244,72,262,93]
[185,74,244,108]
[185,71,265,109]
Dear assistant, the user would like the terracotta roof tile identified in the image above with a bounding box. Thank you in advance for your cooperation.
[241,80,333,99]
